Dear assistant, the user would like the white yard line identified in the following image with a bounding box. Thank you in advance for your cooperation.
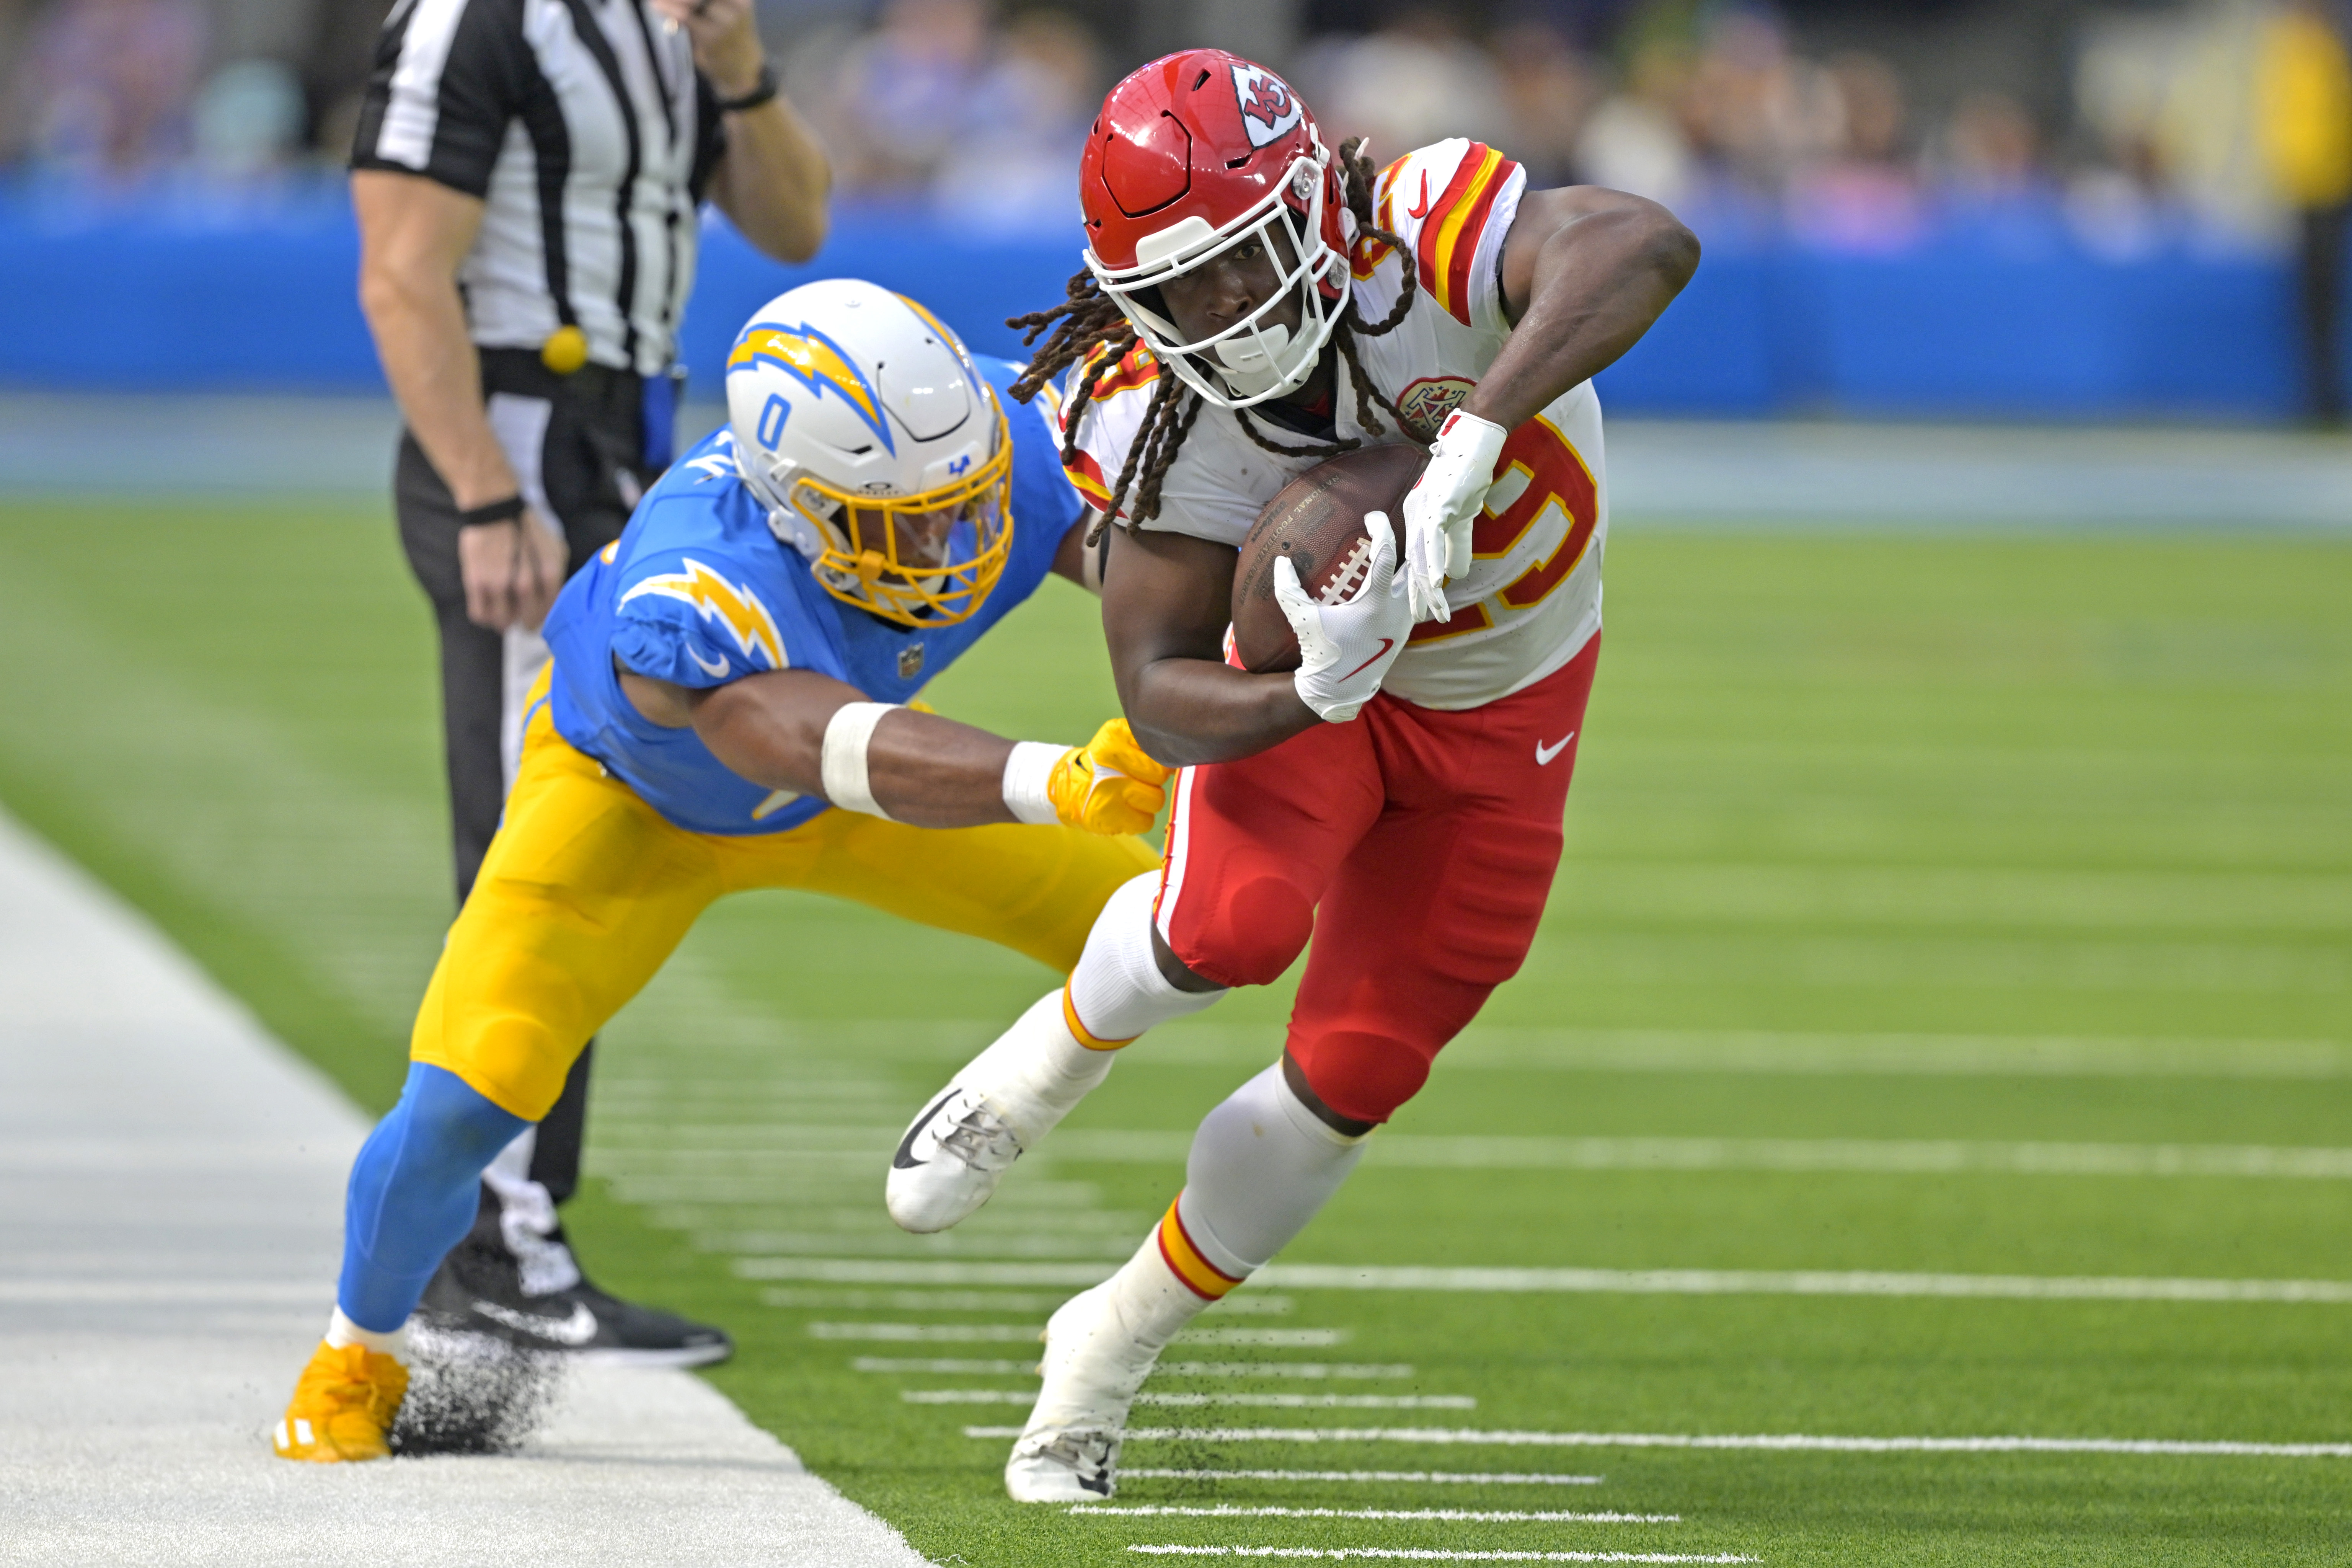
[608,1126,2352,1179]
[975,1395,1461,1410]
[746,1258,1120,1285]
[1253,1267,2352,1303]
[0,808,934,1568]
[768,1287,1296,1315]
[1072,1507,1677,1522]
[853,1359,1410,1379]
[1135,1024,2352,1080]
[1121,1471,1605,1486]
[1124,1551,1754,1563]
[1044,1131,2352,1179]
[810,1322,1347,1346]
[965,1427,2352,1458]
[762,1256,2352,1305]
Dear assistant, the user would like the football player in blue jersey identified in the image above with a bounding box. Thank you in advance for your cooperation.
[274,278,1169,1462]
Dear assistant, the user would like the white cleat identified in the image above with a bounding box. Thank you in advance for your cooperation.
[1003,1282,1166,1503]
[887,1086,1025,1234]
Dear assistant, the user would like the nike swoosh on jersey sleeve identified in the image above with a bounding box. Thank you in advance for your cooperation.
[1380,139,1525,328]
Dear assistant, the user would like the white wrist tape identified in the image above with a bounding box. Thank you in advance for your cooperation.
[819,701,901,820]
[1002,741,1065,826]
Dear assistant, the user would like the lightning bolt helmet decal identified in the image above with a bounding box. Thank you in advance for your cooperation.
[726,321,897,455]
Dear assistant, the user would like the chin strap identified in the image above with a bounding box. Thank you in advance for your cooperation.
[763,504,827,565]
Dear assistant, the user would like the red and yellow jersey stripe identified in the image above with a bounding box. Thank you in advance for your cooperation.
[1414,142,1520,326]
[1155,1196,1245,1301]
[1351,157,1411,279]
[1063,446,1114,513]
[1082,338,1160,401]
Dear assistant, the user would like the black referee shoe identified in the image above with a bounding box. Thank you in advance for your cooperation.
[419,1222,733,1369]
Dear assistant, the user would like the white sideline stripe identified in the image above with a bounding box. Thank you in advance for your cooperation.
[1254,1266,2352,1303]
[1125,1551,1753,1563]
[0,806,934,1566]
[1045,1131,2352,1180]
[812,1322,1346,1346]
[1122,1471,1605,1486]
[852,1359,1413,1380]
[904,1390,1473,1409]
[1073,1507,1677,1522]
[966,1427,2352,1457]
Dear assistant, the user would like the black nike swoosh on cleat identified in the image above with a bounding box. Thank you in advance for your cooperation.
[892,1088,960,1170]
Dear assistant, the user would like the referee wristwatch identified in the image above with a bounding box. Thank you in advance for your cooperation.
[714,60,777,113]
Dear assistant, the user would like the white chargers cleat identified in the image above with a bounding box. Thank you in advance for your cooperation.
[886,1085,1025,1234]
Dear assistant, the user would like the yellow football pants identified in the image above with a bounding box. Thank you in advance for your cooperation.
[411,693,1161,1121]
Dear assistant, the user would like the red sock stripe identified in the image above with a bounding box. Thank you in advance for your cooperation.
[1155,1196,1244,1301]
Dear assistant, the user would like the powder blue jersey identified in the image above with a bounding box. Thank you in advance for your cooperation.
[543,356,1080,836]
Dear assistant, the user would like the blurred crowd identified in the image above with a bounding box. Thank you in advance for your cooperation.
[3,0,2349,261]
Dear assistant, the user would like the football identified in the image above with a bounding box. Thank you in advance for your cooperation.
[1228,443,1427,674]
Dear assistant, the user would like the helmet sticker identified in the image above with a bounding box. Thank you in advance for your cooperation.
[1230,62,1303,149]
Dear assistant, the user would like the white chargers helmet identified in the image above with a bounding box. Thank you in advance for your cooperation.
[725,278,1012,627]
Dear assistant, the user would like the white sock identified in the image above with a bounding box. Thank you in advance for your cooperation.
[1085,1224,1218,1362]
[326,1306,409,1365]
[966,874,1223,1146]
[963,990,1119,1144]
[1065,871,1225,1045]
[1176,1064,1371,1276]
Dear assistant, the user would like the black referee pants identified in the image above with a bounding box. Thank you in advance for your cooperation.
[393,350,654,1209]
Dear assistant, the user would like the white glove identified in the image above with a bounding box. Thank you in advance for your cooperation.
[1275,509,1411,723]
[1401,408,1508,625]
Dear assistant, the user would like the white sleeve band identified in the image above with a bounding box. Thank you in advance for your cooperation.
[1002,741,1065,826]
[820,702,901,820]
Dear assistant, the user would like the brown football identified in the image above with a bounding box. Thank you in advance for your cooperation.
[1228,443,1427,674]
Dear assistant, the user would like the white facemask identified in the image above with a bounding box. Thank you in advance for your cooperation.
[1212,321,1308,400]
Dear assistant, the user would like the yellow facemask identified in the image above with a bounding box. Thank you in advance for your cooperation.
[784,412,1015,627]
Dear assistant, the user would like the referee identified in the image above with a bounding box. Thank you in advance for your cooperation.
[349,0,826,1362]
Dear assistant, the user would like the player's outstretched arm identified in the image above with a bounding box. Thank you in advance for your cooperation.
[1101,527,1327,767]
[620,662,1165,833]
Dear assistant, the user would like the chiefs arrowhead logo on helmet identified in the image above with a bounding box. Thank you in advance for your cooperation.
[1078,50,1351,410]
[1231,62,1303,148]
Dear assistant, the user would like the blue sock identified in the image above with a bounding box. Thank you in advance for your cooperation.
[337,1062,530,1333]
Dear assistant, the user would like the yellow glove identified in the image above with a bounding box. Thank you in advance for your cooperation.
[1046,718,1173,835]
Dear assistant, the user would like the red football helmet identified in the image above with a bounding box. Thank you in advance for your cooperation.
[1079,50,1351,409]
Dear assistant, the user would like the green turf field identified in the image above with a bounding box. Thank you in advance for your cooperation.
[1,498,2347,1565]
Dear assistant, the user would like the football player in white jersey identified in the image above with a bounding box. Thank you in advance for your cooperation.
[881,49,1698,1501]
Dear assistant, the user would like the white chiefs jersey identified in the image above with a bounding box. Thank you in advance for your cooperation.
[1063,138,1606,711]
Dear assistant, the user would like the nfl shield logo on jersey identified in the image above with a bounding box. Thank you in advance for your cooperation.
[1230,62,1303,148]
[898,641,926,680]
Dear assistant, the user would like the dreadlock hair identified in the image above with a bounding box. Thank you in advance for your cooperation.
[1005,135,1420,539]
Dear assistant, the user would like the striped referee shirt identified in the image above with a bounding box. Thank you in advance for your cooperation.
[352,0,728,376]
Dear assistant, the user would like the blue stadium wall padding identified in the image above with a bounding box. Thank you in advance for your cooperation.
[0,184,2326,419]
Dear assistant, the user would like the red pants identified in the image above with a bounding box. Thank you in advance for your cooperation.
[1155,636,1600,1124]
